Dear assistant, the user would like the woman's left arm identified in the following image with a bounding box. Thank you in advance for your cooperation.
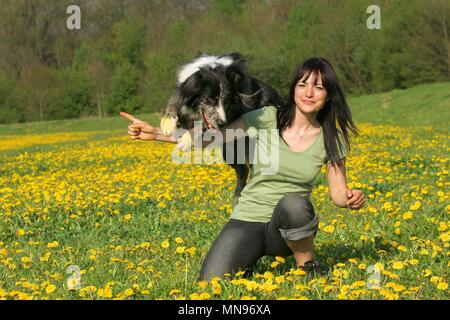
[326,158,366,210]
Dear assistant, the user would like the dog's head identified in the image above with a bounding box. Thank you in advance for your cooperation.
[177,56,249,131]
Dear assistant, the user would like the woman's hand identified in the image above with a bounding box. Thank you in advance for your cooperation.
[120,112,177,143]
[346,189,366,210]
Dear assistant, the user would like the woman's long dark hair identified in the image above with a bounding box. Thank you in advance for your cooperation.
[277,57,359,167]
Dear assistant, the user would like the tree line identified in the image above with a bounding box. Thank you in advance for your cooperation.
[0,0,448,124]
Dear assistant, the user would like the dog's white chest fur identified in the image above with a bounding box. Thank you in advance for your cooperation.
[177,55,234,84]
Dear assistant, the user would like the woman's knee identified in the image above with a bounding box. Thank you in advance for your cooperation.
[199,220,265,280]
[274,193,316,229]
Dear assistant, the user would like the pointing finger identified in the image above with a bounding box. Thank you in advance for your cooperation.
[120,111,136,122]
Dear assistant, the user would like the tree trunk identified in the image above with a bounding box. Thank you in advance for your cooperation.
[39,102,43,121]
[97,94,102,119]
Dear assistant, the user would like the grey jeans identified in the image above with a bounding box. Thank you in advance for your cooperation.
[199,193,319,280]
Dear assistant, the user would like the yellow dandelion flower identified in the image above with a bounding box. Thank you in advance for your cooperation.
[275,256,285,263]
[199,292,211,299]
[103,285,113,298]
[245,281,259,292]
[170,289,181,296]
[175,237,184,244]
[21,256,31,263]
[395,228,401,235]
[161,240,170,248]
[348,258,358,264]
[374,263,385,271]
[47,241,59,248]
[292,268,307,276]
[97,288,104,298]
[383,201,393,211]
[190,293,200,300]
[358,264,367,270]
[124,288,134,297]
[185,247,197,256]
[275,276,285,284]
[123,214,132,222]
[212,286,222,295]
[409,259,419,265]
[16,229,26,236]
[439,233,449,242]
[270,261,280,268]
[392,284,406,292]
[158,202,167,209]
[198,281,208,289]
[421,269,432,277]
[45,284,56,294]
[140,242,150,249]
[392,262,404,270]
[402,211,413,220]
[324,286,334,293]
[351,281,366,288]
[175,246,185,254]
[234,271,246,277]
[430,276,441,284]
[437,282,448,290]
[409,201,421,211]
[40,251,51,262]
[397,245,407,252]
[323,225,334,234]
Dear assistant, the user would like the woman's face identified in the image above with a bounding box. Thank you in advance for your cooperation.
[294,72,327,115]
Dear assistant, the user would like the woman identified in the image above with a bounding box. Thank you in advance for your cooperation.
[121,57,365,280]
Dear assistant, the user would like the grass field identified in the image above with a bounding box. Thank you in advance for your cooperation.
[0,82,449,300]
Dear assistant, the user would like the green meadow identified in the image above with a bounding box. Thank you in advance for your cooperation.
[0,82,448,300]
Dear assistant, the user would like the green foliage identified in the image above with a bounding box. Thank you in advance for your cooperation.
[0,76,21,124]
[106,62,142,115]
[54,67,92,119]
[213,0,247,16]
[0,0,448,122]
[111,17,147,66]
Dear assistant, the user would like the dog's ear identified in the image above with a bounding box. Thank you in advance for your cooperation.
[179,71,204,102]
[226,52,245,61]
[226,59,248,85]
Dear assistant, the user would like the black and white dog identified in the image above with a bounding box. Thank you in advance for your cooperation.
[160,52,284,206]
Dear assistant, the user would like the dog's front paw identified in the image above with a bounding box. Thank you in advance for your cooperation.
[160,116,178,136]
[176,131,192,152]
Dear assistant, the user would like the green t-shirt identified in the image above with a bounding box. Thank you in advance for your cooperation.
[230,106,348,223]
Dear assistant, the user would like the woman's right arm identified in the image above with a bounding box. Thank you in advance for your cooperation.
[121,111,247,148]
[121,112,178,143]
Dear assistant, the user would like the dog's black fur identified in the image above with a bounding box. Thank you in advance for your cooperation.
[161,52,284,206]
